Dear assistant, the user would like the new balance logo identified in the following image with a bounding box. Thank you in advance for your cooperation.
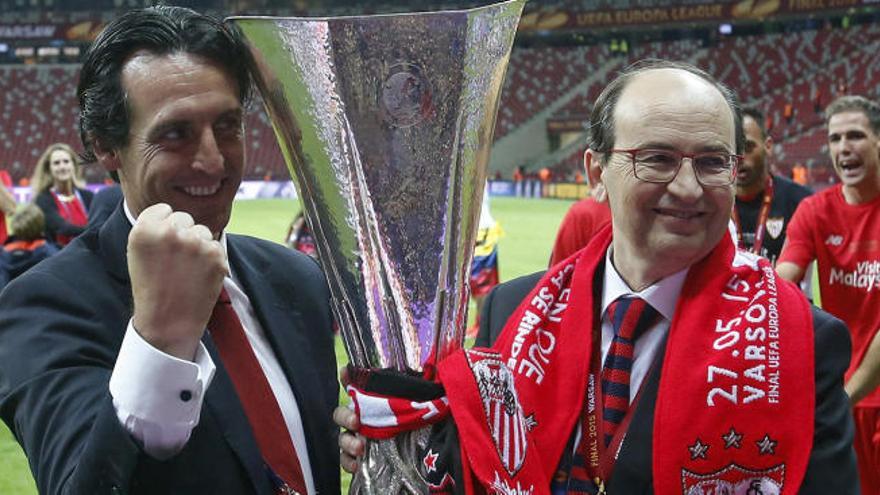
[825,235,844,246]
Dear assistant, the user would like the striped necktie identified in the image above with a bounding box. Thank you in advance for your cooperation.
[555,297,661,495]
[601,297,660,446]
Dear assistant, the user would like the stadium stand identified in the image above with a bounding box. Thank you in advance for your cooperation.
[0,65,82,183]
[530,22,880,187]
[494,45,610,139]
[0,63,291,184]
[1,5,879,190]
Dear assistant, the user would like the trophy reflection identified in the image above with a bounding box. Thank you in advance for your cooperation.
[230,1,524,492]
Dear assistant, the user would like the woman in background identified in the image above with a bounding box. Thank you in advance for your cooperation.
[30,143,93,246]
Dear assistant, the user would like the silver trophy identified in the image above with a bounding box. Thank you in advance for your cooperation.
[229,1,524,492]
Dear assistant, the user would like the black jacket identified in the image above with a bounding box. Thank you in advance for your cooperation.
[0,206,340,494]
[477,271,859,494]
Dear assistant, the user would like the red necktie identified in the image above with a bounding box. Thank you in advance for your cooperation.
[601,297,659,446]
[209,288,307,495]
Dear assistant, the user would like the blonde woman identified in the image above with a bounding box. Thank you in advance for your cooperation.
[30,143,93,246]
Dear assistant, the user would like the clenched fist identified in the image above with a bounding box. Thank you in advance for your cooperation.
[128,203,227,360]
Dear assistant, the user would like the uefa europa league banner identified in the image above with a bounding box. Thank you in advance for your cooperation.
[230,1,524,492]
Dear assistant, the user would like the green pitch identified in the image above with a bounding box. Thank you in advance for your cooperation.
[0,196,572,494]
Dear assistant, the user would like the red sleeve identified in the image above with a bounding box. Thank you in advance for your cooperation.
[777,197,815,269]
[549,199,611,266]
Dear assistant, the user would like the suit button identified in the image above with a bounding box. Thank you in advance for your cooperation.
[180,390,193,402]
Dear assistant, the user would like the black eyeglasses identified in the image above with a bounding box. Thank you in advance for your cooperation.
[606,148,742,187]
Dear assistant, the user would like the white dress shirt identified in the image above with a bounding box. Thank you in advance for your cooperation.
[108,202,315,495]
[600,248,689,403]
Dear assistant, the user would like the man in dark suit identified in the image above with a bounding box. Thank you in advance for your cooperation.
[470,61,858,493]
[339,60,857,493]
[0,7,339,495]
[86,184,123,229]
[475,271,855,492]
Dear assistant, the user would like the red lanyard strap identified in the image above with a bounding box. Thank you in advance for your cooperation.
[575,300,657,490]
[733,175,775,255]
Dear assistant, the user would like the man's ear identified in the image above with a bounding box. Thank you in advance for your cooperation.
[92,139,121,173]
[585,149,603,187]
[764,136,773,157]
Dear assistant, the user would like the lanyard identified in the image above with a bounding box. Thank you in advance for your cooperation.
[574,301,652,493]
[733,175,774,255]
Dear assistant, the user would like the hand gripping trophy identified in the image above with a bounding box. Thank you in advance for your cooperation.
[230,2,524,492]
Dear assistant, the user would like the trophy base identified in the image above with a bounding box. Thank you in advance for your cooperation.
[350,428,432,495]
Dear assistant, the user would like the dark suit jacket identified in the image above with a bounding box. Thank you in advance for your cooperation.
[0,206,340,495]
[86,185,123,230]
[477,272,859,494]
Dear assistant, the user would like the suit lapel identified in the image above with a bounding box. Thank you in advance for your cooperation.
[223,237,327,481]
[224,236,313,418]
[199,236,293,495]
[97,205,133,285]
[202,334,275,495]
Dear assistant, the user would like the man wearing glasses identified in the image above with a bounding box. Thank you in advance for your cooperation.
[338,60,857,493]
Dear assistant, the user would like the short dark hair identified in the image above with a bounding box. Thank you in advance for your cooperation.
[77,6,253,164]
[741,106,766,140]
[825,95,880,135]
[588,59,744,163]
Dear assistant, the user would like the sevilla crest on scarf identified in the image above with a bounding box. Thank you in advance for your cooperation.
[490,471,534,495]
[466,349,530,476]
[682,463,784,494]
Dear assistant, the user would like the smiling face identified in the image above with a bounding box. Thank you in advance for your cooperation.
[596,68,736,287]
[48,149,76,188]
[102,51,245,237]
[828,110,880,198]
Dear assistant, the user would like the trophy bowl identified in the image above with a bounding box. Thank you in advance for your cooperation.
[230,1,524,492]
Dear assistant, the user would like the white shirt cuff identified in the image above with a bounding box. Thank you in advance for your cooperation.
[109,319,216,459]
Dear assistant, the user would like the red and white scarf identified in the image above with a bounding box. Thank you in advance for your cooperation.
[438,225,814,494]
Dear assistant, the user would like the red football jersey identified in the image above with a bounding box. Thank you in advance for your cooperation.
[549,197,611,267]
[780,184,880,407]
